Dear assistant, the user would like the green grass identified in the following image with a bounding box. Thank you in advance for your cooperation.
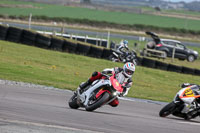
[142,7,200,17]
[163,9,200,17]
[1,0,200,31]
[0,40,200,102]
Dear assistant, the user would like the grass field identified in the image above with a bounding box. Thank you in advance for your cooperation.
[164,9,200,17]
[141,6,200,18]
[0,0,200,31]
[0,40,199,102]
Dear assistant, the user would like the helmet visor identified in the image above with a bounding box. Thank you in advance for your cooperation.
[125,69,134,75]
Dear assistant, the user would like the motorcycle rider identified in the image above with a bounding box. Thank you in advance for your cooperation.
[79,62,135,107]
[117,40,130,62]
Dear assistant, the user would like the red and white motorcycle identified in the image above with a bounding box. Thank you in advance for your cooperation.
[159,85,200,120]
[68,73,124,111]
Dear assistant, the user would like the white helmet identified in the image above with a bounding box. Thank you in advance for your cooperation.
[123,62,135,78]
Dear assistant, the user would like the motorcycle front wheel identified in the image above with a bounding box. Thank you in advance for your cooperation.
[159,102,177,117]
[85,92,110,111]
[109,55,118,62]
[68,93,80,109]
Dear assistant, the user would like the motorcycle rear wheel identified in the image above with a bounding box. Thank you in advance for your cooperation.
[68,93,79,109]
[159,102,176,117]
[85,92,110,111]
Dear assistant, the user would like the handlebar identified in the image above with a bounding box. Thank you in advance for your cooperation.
[101,73,111,79]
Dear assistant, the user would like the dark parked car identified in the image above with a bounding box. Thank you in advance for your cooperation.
[146,32,199,62]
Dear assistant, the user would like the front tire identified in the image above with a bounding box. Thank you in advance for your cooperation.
[85,92,110,111]
[187,55,195,62]
[109,55,118,62]
[159,102,176,117]
[68,93,79,109]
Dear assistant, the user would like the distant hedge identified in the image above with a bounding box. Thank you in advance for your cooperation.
[1,14,200,36]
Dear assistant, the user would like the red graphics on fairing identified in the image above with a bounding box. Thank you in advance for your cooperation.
[110,74,123,93]
[95,89,110,99]
[95,74,123,99]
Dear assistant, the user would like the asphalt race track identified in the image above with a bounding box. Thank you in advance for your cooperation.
[0,83,200,133]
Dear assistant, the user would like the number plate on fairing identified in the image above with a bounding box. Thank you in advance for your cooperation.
[184,88,194,96]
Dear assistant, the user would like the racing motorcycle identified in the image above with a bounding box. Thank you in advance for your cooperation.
[109,49,138,65]
[159,85,200,120]
[68,72,124,111]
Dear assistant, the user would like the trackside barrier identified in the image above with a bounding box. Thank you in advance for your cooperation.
[50,37,64,51]
[35,33,51,49]
[167,64,182,73]
[0,25,8,40]
[76,42,91,55]
[21,29,37,46]
[0,25,199,76]
[141,58,156,68]
[7,26,23,43]
[155,60,168,70]
[141,57,200,76]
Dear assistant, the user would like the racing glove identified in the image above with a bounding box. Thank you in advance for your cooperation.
[121,86,130,97]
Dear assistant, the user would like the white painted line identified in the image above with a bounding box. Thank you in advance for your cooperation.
[0,118,103,133]
[119,97,167,105]
[178,121,200,126]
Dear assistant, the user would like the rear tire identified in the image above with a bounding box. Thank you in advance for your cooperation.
[85,92,110,111]
[159,102,176,117]
[68,93,79,109]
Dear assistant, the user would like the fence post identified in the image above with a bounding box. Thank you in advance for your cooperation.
[107,31,110,48]
[85,35,88,43]
[61,23,65,36]
[28,13,32,30]
[53,22,57,36]
[172,46,175,62]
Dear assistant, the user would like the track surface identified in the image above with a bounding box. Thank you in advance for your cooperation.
[0,84,200,133]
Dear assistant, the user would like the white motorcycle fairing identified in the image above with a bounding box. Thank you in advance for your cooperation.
[175,87,195,104]
[173,86,197,114]
[78,79,111,106]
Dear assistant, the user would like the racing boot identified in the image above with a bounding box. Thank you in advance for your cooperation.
[79,71,102,93]
[79,79,92,92]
